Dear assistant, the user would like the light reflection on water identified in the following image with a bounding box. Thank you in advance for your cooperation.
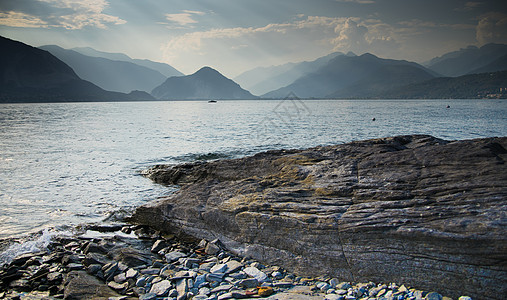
[0,99,506,238]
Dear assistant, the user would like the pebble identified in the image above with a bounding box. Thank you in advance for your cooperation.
[243,266,268,282]
[0,224,474,300]
[149,279,172,296]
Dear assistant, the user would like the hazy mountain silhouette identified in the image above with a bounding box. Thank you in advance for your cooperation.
[379,71,507,99]
[234,52,348,95]
[0,36,154,102]
[263,53,436,98]
[468,54,507,74]
[425,43,507,77]
[40,45,167,93]
[152,67,256,100]
[71,47,183,77]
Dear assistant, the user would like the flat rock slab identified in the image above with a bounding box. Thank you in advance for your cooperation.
[132,135,507,299]
[64,271,121,299]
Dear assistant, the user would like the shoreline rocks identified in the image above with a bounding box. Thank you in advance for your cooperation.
[131,135,507,299]
[0,224,469,300]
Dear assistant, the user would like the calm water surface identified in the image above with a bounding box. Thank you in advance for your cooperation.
[0,99,506,239]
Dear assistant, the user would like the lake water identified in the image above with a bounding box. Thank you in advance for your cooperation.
[1,99,506,240]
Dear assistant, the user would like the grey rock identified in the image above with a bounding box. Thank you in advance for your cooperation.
[243,266,268,282]
[335,289,348,295]
[317,281,331,291]
[210,263,228,274]
[238,278,259,288]
[150,279,172,296]
[136,276,147,287]
[176,278,189,300]
[199,261,216,272]
[47,272,63,283]
[64,271,121,299]
[125,268,138,279]
[425,292,443,300]
[217,292,234,300]
[141,268,160,275]
[325,295,345,300]
[114,272,126,283]
[206,273,225,282]
[139,293,158,300]
[205,243,220,255]
[166,251,187,263]
[211,283,233,293]
[225,260,243,274]
[329,278,340,288]
[271,271,284,280]
[67,263,84,271]
[132,135,507,300]
[151,239,167,253]
[107,281,128,291]
[109,246,153,268]
[336,282,352,290]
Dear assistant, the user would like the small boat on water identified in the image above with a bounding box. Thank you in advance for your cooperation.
[208,100,217,103]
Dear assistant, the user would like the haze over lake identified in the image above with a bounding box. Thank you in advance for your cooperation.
[1,99,506,239]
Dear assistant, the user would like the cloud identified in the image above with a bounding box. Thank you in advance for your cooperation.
[332,19,368,50]
[455,1,483,12]
[476,12,507,45]
[161,15,399,75]
[165,10,205,26]
[0,11,48,28]
[0,0,125,29]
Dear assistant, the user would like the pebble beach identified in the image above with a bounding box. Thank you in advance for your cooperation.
[0,224,473,300]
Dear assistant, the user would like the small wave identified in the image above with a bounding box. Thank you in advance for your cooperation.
[0,228,70,267]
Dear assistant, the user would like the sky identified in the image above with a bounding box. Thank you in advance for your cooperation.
[0,0,507,77]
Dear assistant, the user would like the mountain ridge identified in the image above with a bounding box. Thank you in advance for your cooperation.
[263,53,436,98]
[152,66,257,100]
[40,45,167,93]
[71,47,183,78]
[234,52,347,95]
[425,43,507,77]
[0,36,154,102]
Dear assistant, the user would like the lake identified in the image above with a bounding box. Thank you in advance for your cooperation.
[0,99,506,239]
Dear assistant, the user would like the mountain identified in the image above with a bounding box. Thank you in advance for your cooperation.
[263,53,436,99]
[152,67,256,100]
[468,54,507,74]
[39,45,167,93]
[425,43,507,77]
[234,52,347,95]
[71,47,183,77]
[0,36,154,102]
[379,71,507,99]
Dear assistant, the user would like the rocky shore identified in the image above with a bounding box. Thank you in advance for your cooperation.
[0,224,471,300]
[131,135,507,300]
[1,135,505,299]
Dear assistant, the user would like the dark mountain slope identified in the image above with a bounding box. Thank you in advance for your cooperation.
[468,54,507,74]
[234,52,346,95]
[379,71,507,99]
[152,67,256,100]
[0,36,153,102]
[40,45,167,93]
[263,53,436,99]
[71,47,183,77]
[426,43,507,77]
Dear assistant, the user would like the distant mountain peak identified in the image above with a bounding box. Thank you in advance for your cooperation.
[151,66,256,100]
[194,66,221,75]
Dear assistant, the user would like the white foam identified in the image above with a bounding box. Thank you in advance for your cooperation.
[0,228,68,266]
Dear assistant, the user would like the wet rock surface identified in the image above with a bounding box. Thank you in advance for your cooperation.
[132,135,507,300]
[0,225,472,299]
